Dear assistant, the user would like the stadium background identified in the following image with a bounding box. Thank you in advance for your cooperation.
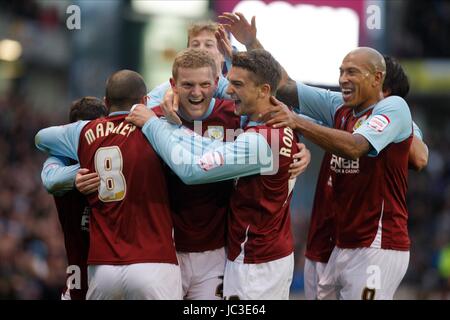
[0,0,449,299]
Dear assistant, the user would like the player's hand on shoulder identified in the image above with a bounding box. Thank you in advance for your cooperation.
[263,96,298,130]
[289,143,311,179]
[161,88,182,125]
[126,104,157,128]
[75,168,100,195]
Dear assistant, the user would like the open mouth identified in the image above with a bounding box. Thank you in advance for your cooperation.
[188,98,204,105]
[233,99,242,115]
[341,88,354,101]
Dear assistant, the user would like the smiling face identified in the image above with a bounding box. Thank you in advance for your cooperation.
[339,50,385,112]
[188,30,224,76]
[226,66,261,117]
[171,66,217,121]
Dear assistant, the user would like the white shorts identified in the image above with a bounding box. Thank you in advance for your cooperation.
[304,258,329,300]
[318,246,409,300]
[177,247,226,300]
[86,263,182,300]
[223,253,294,300]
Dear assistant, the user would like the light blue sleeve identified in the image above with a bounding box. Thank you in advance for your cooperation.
[41,156,79,195]
[35,121,88,160]
[141,117,273,185]
[295,82,343,127]
[214,75,231,100]
[354,96,412,156]
[412,121,423,140]
[147,81,171,108]
[294,112,324,139]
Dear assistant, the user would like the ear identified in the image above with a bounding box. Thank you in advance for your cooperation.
[373,71,383,88]
[258,84,271,98]
[170,78,179,95]
[141,95,149,105]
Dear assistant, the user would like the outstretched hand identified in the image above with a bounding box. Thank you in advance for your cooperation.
[125,104,157,128]
[218,12,257,48]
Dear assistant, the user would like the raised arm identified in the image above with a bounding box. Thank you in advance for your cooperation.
[215,24,234,72]
[219,12,262,51]
[218,12,292,86]
[218,12,342,122]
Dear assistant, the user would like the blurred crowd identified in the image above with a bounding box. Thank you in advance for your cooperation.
[397,0,450,57]
[404,104,450,299]
[1,87,449,299]
[0,91,68,299]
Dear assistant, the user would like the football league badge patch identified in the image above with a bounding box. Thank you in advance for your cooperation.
[198,151,224,171]
[368,114,390,132]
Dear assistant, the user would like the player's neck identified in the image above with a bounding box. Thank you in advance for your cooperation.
[248,100,272,122]
[354,92,383,114]
[109,105,131,114]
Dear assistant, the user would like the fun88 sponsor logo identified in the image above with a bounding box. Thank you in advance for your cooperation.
[330,154,360,174]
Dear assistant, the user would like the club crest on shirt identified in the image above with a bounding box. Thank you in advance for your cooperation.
[353,115,368,132]
[207,126,224,140]
[368,114,390,132]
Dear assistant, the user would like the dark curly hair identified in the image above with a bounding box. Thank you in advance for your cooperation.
[383,55,410,98]
[231,49,282,95]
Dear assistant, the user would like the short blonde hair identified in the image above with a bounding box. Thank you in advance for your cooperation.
[172,48,218,80]
[187,21,220,46]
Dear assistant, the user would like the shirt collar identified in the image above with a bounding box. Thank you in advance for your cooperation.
[246,120,264,127]
[353,104,376,118]
[108,111,129,116]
